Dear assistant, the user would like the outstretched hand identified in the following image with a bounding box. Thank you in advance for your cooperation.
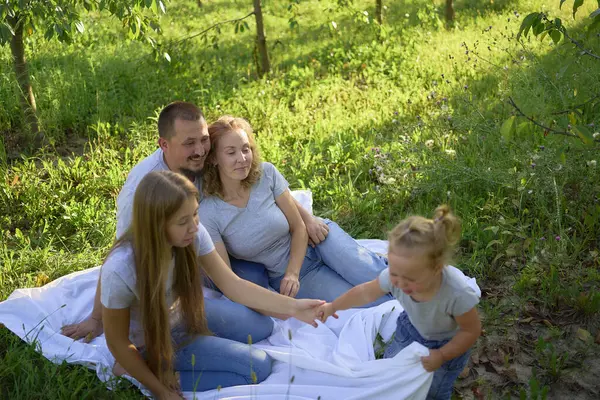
[291,299,326,327]
[61,316,103,342]
[306,217,329,247]
[317,303,339,323]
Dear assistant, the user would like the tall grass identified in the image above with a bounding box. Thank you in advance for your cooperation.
[1,0,599,398]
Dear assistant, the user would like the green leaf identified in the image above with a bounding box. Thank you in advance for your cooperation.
[532,20,545,36]
[163,52,171,62]
[500,116,517,140]
[75,21,84,34]
[573,0,584,18]
[549,29,562,44]
[158,0,166,14]
[518,12,540,39]
[560,0,568,8]
[572,125,594,145]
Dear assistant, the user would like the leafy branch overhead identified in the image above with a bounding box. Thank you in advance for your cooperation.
[503,0,600,147]
[0,0,167,143]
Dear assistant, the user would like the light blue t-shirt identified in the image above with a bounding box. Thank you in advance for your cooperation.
[100,224,214,347]
[379,266,480,340]
[116,148,203,238]
[199,162,292,278]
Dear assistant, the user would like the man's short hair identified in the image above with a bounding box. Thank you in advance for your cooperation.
[157,101,205,138]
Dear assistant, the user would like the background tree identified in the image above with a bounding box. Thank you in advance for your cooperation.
[0,0,165,145]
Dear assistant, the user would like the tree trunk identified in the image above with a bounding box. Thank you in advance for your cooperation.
[445,0,455,23]
[253,0,270,77]
[9,15,39,136]
[375,0,383,25]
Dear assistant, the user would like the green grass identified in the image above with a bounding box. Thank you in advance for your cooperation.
[1,0,600,398]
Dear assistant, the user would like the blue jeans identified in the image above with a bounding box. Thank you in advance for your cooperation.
[384,312,470,400]
[271,218,392,305]
[270,245,392,306]
[173,333,272,392]
[204,257,273,344]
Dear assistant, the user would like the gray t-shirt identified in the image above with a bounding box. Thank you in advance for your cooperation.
[199,162,292,278]
[378,266,480,341]
[100,223,214,347]
[116,148,203,238]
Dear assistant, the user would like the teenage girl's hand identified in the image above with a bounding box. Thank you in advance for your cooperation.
[317,303,339,323]
[290,299,325,327]
[306,217,329,247]
[421,349,445,372]
[280,273,300,297]
[61,316,104,343]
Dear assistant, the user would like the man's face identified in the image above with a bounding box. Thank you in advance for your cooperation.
[160,118,210,178]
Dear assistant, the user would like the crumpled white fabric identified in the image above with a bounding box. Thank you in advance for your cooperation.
[0,191,481,399]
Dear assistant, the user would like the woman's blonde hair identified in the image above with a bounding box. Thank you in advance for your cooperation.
[110,170,210,386]
[203,116,262,198]
[388,205,461,271]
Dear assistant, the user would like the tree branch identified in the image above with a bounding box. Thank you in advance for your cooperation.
[552,93,600,115]
[172,11,255,45]
[562,29,600,60]
[507,97,600,142]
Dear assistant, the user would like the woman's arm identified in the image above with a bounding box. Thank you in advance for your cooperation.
[102,306,176,399]
[200,250,322,326]
[275,189,308,297]
[214,241,232,268]
[421,308,481,372]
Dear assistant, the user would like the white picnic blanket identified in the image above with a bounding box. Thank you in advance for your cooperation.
[0,191,481,399]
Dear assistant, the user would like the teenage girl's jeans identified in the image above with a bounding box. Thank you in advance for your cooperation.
[168,328,272,392]
[384,312,470,400]
[270,219,393,305]
[204,257,273,344]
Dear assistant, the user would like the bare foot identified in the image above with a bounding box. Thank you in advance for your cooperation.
[112,361,127,377]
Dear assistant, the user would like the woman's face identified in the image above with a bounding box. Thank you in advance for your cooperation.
[214,129,253,182]
[166,196,199,248]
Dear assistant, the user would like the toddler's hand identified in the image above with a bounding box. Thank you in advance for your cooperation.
[317,303,339,323]
[421,349,444,372]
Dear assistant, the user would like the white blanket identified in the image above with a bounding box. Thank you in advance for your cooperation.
[0,192,481,399]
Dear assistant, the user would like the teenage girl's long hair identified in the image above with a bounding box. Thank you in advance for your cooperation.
[109,170,210,385]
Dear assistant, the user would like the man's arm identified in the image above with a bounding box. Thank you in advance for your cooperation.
[291,197,329,246]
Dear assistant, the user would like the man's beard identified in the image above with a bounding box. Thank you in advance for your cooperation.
[179,166,204,182]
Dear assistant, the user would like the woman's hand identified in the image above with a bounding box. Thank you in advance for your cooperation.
[317,303,339,323]
[61,316,103,342]
[290,299,325,327]
[280,273,300,297]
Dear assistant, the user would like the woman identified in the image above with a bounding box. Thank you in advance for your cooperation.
[199,116,392,304]
[100,170,323,399]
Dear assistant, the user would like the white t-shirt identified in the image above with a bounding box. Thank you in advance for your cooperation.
[100,224,214,347]
[116,148,203,238]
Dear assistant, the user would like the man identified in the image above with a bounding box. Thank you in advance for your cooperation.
[61,101,330,344]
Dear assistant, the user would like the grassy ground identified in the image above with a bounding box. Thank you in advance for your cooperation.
[1,0,599,398]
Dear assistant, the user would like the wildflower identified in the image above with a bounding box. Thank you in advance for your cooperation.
[445,149,456,156]
[392,119,398,124]
[531,163,536,168]
[593,132,599,139]
[588,160,597,167]
[555,235,561,241]
[540,237,546,241]
[425,139,434,148]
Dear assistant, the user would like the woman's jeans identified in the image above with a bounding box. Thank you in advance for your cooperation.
[204,257,273,344]
[270,219,393,305]
[172,330,272,392]
[384,312,470,400]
